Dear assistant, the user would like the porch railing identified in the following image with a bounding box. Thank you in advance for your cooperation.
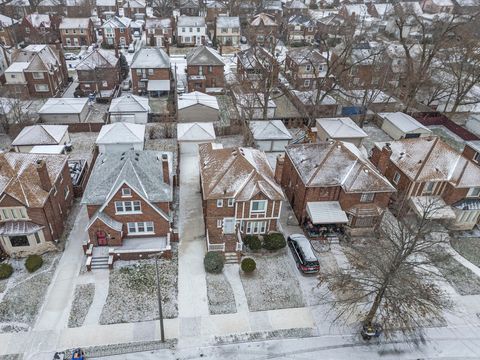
[235,227,243,252]
[206,230,225,252]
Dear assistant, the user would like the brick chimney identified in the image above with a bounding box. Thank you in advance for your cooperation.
[161,153,170,185]
[274,153,284,184]
[36,159,52,192]
[376,143,392,175]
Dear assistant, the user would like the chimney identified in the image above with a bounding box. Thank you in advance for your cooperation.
[161,153,170,185]
[376,143,392,175]
[36,159,52,192]
[274,153,285,184]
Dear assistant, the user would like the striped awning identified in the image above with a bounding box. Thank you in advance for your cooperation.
[0,221,44,236]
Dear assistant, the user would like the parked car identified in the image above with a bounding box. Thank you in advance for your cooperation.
[240,36,247,44]
[133,30,141,38]
[128,43,135,53]
[176,81,185,94]
[64,52,77,60]
[287,234,320,274]
[122,79,131,91]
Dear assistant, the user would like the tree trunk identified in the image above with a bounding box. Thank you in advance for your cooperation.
[365,282,388,323]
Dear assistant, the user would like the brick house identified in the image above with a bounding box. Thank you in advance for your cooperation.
[101,16,132,48]
[285,48,327,90]
[0,14,20,47]
[283,0,309,17]
[186,45,224,93]
[278,141,396,235]
[145,18,174,47]
[215,16,240,47]
[76,48,121,95]
[122,0,147,20]
[20,13,61,45]
[5,44,67,98]
[206,1,226,28]
[95,0,117,20]
[247,13,278,46]
[81,150,173,261]
[199,143,285,254]
[236,46,279,86]
[131,47,171,96]
[179,0,201,16]
[60,18,96,48]
[370,137,480,230]
[176,16,207,47]
[0,153,74,256]
[285,15,316,46]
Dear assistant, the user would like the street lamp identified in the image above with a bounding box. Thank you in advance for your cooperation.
[148,251,165,342]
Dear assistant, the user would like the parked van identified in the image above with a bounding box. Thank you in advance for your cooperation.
[287,234,320,274]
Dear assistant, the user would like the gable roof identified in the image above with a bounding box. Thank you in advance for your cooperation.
[177,15,205,27]
[81,150,173,205]
[287,47,326,65]
[109,94,150,113]
[186,46,224,66]
[177,91,219,110]
[12,125,68,146]
[76,49,118,70]
[25,13,51,28]
[249,120,292,140]
[96,123,145,145]
[101,16,131,29]
[316,117,368,139]
[0,14,17,27]
[38,98,88,114]
[123,0,146,8]
[9,45,61,73]
[59,18,91,29]
[145,17,172,29]
[285,0,307,9]
[250,13,277,26]
[177,122,216,141]
[199,143,284,201]
[131,47,170,69]
[379,112,431,133]
[216,16,240,28]
[285,141,395,193]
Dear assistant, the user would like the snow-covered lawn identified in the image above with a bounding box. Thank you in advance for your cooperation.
[99,245,178,324]
[435,252,480,296]
[451,236,480,268]
[0,252,60,332]
[206,272,236,315]
[240,250,305,312]
[68,283,95,328]
[69,132,98,164]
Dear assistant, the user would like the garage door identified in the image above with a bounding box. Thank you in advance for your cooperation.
[110,114,135,123]
[179,142,200,155]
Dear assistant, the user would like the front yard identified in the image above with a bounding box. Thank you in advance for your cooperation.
[450,236,480,268]
[206,272,236,315]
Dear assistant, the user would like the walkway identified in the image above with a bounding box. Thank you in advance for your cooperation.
[223,264,249,313]
[82,270,110,326]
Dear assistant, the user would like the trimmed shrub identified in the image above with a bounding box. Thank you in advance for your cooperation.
[204,251,224,274]
[25,254,43,273]
[263,233,287,251]
[244,235,262,251]
[241,257,256,273]
[0,263,13,279]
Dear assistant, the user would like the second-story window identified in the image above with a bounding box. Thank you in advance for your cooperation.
[1,207,27,220]
[467,187,480,197]
[216,199,223,207]
[423,182,435,195]
[227,198,235,207]
[251,200,267,213]
[115,200,141,213]
[393,172,401,184]
[148,68,154,75]
[33,72,44,79]
[360,193,374,203]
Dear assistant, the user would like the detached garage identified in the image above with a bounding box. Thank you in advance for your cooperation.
[109,95,150,124]
[177,122,216,155]
[379,112,432,140]
[38,98,89,123]
[249,120,292,152]
[96,123,145,153]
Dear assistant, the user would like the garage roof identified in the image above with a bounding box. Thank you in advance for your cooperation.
[306,201,349,224]
[38,98,88,114]
[249,120,292,140]
[96,123,145,145]
[177,122,216,141]
[379,112,431,133]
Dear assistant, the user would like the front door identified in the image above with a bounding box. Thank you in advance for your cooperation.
[223,218,235,234]
[96,230,107,246]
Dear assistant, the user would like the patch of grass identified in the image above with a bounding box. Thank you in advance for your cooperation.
[434,252,480,296]
[206,272,236,315]
[451,237,480,268]
[68,283,95,328]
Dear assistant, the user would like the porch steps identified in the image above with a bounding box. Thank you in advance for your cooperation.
[90,256,109,270]
[224,252,239,264]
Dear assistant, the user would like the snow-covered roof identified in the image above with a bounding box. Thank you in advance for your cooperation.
[30,145,66,154]
[186,46,224,66]
[307,201,349,224]
[316,117,368,139]
[178,91,219,110]
[12,125,68,146]
[199,143,284,201]
[38,98,88,114]
[145,17,172,28]
[0,14,17,27]
[59,18,91,29]
[287,48,326,65]
[372,3,394,17]
[216,16,240,28]
[379,112,431,133]
[285,141,395,193]
[76,49,118,70]
[343,4,369,17]
[466,140,480,153]
[431,0,454,6]
[292,90,337,106]
[250,13,277,26]
[101,16,131,29]
[109,94,150,113]
[340,89,396,105]
[131,47,170,69]
[96,122,145,144]
[177,122,216,141]
[285,0,307,9]
[249,120,292,140]
[147,80,170,91]
[96,0,115,6]
[123,0,146,8]
[177,15,205,27]
[25,13,51,28]
[5,62,30,73]
[10,45,61,73]
[0,221,44,236]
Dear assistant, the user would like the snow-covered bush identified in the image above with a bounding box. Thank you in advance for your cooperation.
[204,251,224,274]
[263,233,286,251]
[241,258,256,273]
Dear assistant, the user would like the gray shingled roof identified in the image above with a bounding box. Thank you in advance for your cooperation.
[131,47,170,69]
[186,46,224,66]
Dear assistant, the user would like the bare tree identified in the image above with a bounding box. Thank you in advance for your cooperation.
[0,97,32,135]
[151,0,175,17]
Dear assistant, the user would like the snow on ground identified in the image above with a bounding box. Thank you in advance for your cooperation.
[362,124,393,153]
[435,249,480,296]
[144,125,178,169]
[428,125,466,152]
[99,244,178,324]
[68,283,94,328]
[451,236,480,268]
[0,133,12,152]
[69,132,98,164]
[205,272,237,315]
[0,252,60,332]
[240,250,305,312]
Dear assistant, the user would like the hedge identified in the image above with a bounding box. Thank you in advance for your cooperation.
[241,258,256,273]
[204,251,224,274]
[0,263,13,279]
[243,235,262,251]
[25,254,43,273]
[263,233,286,250]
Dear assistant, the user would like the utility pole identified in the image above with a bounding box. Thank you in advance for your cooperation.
[150,252,165,342]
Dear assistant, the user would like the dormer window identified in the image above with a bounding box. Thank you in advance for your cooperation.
[467,187,480,198]
[121,188,132,197]
[474,152,480,163]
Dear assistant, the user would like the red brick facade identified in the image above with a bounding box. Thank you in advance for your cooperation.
[186,64,224,92]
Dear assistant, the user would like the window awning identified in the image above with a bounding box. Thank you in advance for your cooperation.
[0,221,44,236]
[147,80,170,91]
[306,201,349,225]
[409,196,456,220]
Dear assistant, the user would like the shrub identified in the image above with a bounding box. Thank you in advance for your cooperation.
[204,251,224,274]
[25,254,43,273]
[244,235,262,251]
[263,233,286,251]
[0,263,13,279]
[241,257,256,273]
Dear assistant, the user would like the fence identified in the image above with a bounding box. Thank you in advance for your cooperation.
[411,112,479,141]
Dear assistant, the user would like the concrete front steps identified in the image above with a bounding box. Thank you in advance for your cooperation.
[90,256,109,270]
[224,252,239,264]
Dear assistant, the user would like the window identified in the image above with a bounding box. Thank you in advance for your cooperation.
[423,182,435,194]
[393,171,401,185]
[34,84,49,92]
[198,66,203,76]
[246,221,267,234]
[251,200,267,213]
[227,198,235,207]
[306,64,311,72]
[360,193,374,203]
[221,27,227,33]
[115,201,141,213]
[197,27,200,32]
[216,219,223,228]
[120,28,125,33]
[468,187,480,197]
[127,221,154,234]
[25,28,30,33]
[64,187,69,199]
[182,27,185,32]
[65,29,69,34]
[136,69,142,75]
[304,79,310,87]
[33,72,44,79]
[122,188,132,197]
[216,199,223,207]
[10,235,29,247]
[208,66,212,73]
[102,80,107,87]
[148,68,154,75]
[34,232,41,244]
[474,152,480,163]
[189,27,193,32]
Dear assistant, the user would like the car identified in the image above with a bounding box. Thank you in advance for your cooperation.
[133,31,141,38]
[127,43,135,53]
[176,81,185,94]
[64,53,77,60]
[122,79,131,91]
[287,234,320,274]
[240,36,247,44]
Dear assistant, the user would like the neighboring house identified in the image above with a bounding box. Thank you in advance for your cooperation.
[315,117,368,147]
[0,14,20,47]
[463,141,480,164]
[130,47,171,96]
[179,0,201,16]
[177,122,216,155]
[11,125,70,153]
[101,16,132,48]
[235,91,277,120]
[290,89,338,118]
[370,137,480,230]
[283,0,309,17]
[206,1,226,26]
[236,46,278,86]
[247,13,278,45]
[177,91,219,122]
[176,16,207,47]
[0,153,74,256]
[4,0,31,20]
[421,0,454,13]
[122,0,146,20]
[0,44,11,82]
[64,0,95,17]
[5,45,67,98]
[145,18,174,47]
[262,0,283,21]
[96,122,145,152]
[108,94,150,123]
[285,15,316,46]
[20,13,61,45]
[278,141,396,235]
[186,45,224,93]
[378,112,432,140]
[38,98,89,123]
[81,150,173,264]
[284,48,327,90]
[248,120,292,152]
[76,48,121,96]
[95,0,117,19]
[199,143,285,255]
[59,17,96,48]
[215,16,240,47]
